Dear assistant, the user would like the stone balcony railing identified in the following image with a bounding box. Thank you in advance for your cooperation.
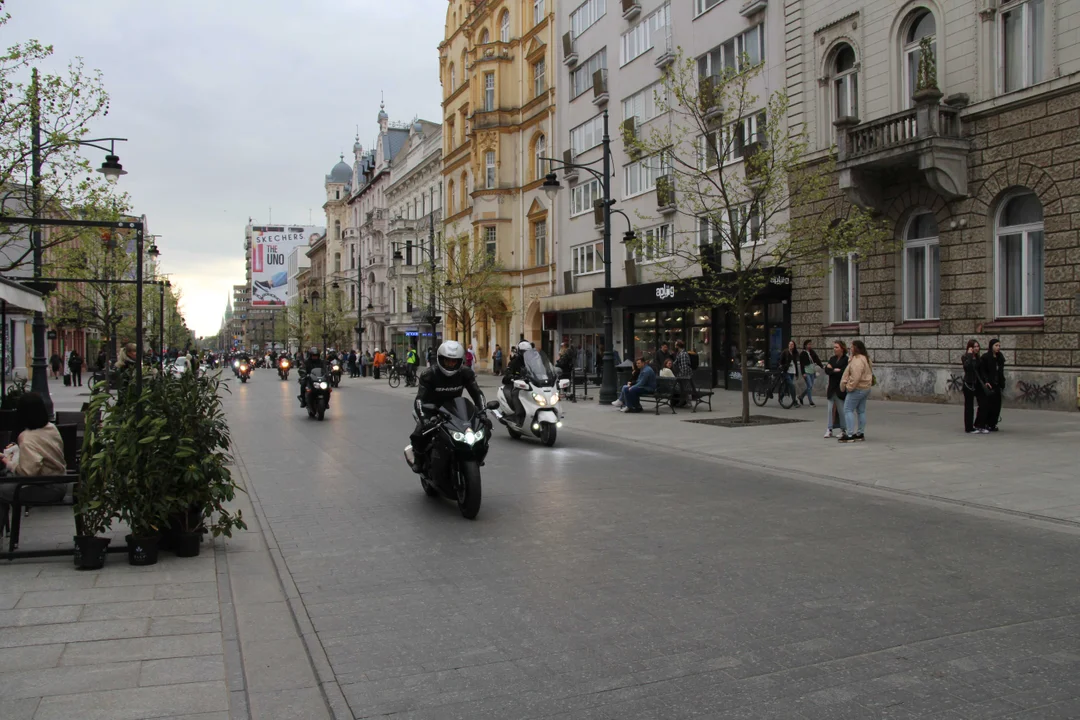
[388,217,420,235]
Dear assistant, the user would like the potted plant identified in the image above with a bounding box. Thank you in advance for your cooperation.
[74,385,116,569]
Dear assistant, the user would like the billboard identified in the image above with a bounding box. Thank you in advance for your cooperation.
[250,225,323,306]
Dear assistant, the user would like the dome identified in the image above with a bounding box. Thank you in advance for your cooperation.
[412,120,424,133]
[329,154,351,183]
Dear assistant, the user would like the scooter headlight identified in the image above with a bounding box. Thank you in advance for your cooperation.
[317,381,329,390]
[531,392,547,406]
[550,393,559,405]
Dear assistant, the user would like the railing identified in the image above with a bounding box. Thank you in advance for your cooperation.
[841,103,964,160]
[938,106,961,137]
[389,217,419,233]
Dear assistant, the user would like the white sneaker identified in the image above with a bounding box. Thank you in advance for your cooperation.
[978,428,990,434]
[620,406,629,413]
[823,430,832,438]
[611,400,624,408]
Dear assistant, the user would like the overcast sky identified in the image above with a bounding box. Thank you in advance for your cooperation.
[8,0,446,336]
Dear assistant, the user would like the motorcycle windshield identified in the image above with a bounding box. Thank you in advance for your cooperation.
[442,397,477,429]
[523,349,557,387]
[309,368,326,380]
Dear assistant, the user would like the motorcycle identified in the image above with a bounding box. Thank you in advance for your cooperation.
[492,349,568,447]
[237,361,252,384]
[278,357,291,380]
[404,397,499,519]
[299,368,331,420]
[329,361,342,388]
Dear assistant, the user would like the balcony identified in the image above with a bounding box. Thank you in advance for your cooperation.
[343,227,359,239]
[835,91,970,211]
[388,217,419,235]
[361,208,386,230]
[471,108,515,131]
[621,0,641,19]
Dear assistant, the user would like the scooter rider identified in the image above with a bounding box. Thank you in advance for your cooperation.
[502,341,533,422]
[298,347,325,408]
[410,341,489,473]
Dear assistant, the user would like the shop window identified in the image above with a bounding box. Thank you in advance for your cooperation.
[903,211,940,320]
[830,253,859,323]
[995,191,1044,317]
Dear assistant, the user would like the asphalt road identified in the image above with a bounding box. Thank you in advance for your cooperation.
[223,369,1080,720]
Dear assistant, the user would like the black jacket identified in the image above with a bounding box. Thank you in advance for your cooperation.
[824,354,848,399]
[503,353,526,384]
[978,347,1006,392]
[415,366,485,418]
[303,356,324,374]
[961,352,986,391]
[779,349,802,376]
[799,348,823,371]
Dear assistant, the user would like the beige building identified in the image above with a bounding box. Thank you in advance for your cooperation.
[788,0,1080,409]
[439,0,558,364]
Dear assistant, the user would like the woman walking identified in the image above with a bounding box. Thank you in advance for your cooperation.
[823,340,848,438]
[798,339,823,406]
[978,338,1006,432]
[838,340,872,442]
[961,339,989,434]
[778,339,802,409]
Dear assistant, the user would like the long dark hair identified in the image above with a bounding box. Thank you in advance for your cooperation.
[851,340,868,358]
[786,339,797,353]
[966,339,980,355]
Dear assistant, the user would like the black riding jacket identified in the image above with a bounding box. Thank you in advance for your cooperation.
[503,353,526,383]
[303,357,324,375]
[414,367,486,418]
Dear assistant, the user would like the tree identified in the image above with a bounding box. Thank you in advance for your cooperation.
[416,220,511,346]
[0,5,115,270]
[625,51,892,423]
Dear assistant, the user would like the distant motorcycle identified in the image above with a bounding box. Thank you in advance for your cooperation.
[299,368,331,421]
[237,361,252,384]
[329,361,342,388]
[278,357,291,380]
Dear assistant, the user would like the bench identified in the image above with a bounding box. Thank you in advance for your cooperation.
[639,377,678,415]
[687,376,714,413]
[1,422,81,554]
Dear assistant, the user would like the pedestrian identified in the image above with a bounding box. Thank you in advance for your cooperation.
[672,339,692,408]
[659,358,676,377]
[372,348,384,380]
[823,340,848,438]
[62,350,72,386]
[0,392,68,528]
[961,339,989,434]
[96,348,108,372]
[68,350,83,387]
[492,345,503,375]
[687,346,699,370]
[49,352,62,379]
[798,339,823,407]
[978,338,1005,432]
[838,339,872,442]
[612,357,655,413]
[779,339,802,409]
[464,345,475,369]
[655,342,672,370]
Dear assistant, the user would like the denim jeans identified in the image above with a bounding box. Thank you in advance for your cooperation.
[828,395,846,432]
[784,373,797,402]
[801,373,816,403]
[620,385,645,411]
[843,389,870,435]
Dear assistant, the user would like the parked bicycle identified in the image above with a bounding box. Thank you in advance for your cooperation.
[752,370,796,409]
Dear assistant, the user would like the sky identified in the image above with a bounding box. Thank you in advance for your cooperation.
[7,0,447,337]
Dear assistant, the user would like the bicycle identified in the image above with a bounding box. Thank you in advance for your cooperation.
[752,371,796,408]
[387,362,403,388]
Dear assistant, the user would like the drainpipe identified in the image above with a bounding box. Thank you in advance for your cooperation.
[518,24,525,344]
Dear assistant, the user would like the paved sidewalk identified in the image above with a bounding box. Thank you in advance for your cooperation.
[356,371,1080,527]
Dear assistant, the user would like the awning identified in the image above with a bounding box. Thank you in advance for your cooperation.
[0,277,45,313]
[540,291,595,313]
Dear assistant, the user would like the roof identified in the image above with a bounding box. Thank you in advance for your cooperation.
[385,128,410,166]
[328,156,352,184]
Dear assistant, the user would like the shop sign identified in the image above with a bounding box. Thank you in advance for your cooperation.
[655,284,676,300]
[769,275,791,286]
[47,330,57,340]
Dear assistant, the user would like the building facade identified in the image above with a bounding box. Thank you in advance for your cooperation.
[788,0,1080,410]
[546,0,787,385]
[384,119,446,358]
[230,284,248,351]
[440,0,557,365]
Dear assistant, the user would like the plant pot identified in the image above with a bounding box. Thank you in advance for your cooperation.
[73,535,110,570]
[125,534,160,566]
[161,506,203,553]
[173,530,202,558]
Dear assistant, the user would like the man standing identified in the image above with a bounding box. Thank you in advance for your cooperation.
[68,350,84,387]
[405,345,419,383]
[492,345,503,375]
[655,342,672,370]
[671,340,692,407]
[372,348,384,380]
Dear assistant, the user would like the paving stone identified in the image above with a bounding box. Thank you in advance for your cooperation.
[79,596,221,621]
[138,654,225,686]
[0,575,98,595]
[58,632,224,665]
[0,618,148,648]
[15,585,154,609]
[0,644,64,673]
[0,697,38,720]
[0,606,82,628]
[234,601,296,641]
[148,613,221,636]
[0,660,140,699]
[0,594,19,610]
[240,636,317,692]
[154,581,219,600]
[247,686,330,720]
[92,566,217,588]
[32,679,229,720]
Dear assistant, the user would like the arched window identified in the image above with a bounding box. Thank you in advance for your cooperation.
[903,211,940,320]
[460,50,467,79]
[448,63,455,88]
[334,220,341,240]
[500,10,511,42]
[479,28,489,44]
[460,172,468,208]
[902,9,937,107]
[832,44,858,122]
[533,134,546,181]
[447,180,455,214]
[334,252,342,274]
[995,191,1044,317]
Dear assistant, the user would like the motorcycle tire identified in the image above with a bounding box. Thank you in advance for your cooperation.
[317,408,325,421]
[540,424,557,447]
[507,426,522,440]
[752,378,769,407]
[307,407,315,418]
[388,374,400,389]
[456,460,482,520]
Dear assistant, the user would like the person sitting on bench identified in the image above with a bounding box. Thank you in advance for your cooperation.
[611,357,656,413]
[1,392,68,515]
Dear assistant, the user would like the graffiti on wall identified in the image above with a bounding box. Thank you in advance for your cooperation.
[946,374,964,395]
[1016,380,1058,406]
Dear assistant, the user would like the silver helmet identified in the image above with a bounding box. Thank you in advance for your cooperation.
[436,340,466,377]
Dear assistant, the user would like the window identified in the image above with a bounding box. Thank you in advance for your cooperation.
[721,204,762,246]
[831,254,859,323]
[570,177,602,217]
[479,28,489,44]
[350,243,356,269]
[533,220,547,266]
[633,224,673,263]
[622,83,661,125]
[406,239,414,266]
[484,72,495,111]
[571,48,607,99]
[621,4,669,66]
[406,286,414,313]
[570,114,604,155]
[571,0,605,38]
[448,63,456,88]
[334,252,341,273]
[903,211,940,320]
[1001,0,1046,93]
[995,192,1044,317]
[697,216,722,247]
[695,0,722,17]
[533,134,546,181]
[571,240,605,275]
[533,59,546,98]
[500,10,511,41]
[534,0,544,25]
[623,153,669,198]
[832,44,858,122]
[460,172,468,208]
[698,25,764,78]
[699,112,767,169]
[447,180,455,214]
[903,10,936,107]
[485,151,496,189]
[446,117,455,149]
[334,220,341,239]
[484,226,498,264]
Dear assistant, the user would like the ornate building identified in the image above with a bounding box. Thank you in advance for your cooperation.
[439,0,557,364]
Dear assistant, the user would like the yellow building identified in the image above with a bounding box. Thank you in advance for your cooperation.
[439,0,556,364]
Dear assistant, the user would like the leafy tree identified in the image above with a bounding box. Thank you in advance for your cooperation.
[625,51,891,422]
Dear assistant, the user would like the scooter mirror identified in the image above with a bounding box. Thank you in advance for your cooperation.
[558,379,571,389]
[485,400,501,411]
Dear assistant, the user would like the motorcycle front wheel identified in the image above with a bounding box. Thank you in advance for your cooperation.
[456,460,482,520]
[540,424,557,447]
[240,376,248,384]
[420,475,439,497]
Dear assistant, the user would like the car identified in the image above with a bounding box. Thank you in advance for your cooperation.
[170,356,190,377]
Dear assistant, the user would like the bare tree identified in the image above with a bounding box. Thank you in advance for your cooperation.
[625,51,892,422]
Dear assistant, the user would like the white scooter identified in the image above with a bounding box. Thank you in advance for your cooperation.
[492,349,569,447]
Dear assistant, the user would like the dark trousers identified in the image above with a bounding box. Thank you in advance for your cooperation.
[71,369,82,386]
[978,390,1001,430]
[963,388,979,432]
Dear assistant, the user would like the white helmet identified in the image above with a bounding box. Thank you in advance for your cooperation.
[436,340,465,376]
[518,341,532,354]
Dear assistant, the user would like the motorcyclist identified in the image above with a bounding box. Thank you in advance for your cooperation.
[233,352,251,377]
[409,340,488,473]
[502,341,533,422]
[298,347,325,408]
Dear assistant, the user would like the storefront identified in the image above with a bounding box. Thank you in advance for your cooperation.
[389,328,442,360]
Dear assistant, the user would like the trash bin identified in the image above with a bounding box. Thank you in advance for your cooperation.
[616,368,632,388]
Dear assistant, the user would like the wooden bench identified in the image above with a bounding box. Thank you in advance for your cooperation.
[639,377,678,414]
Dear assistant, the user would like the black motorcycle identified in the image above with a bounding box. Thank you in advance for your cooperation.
[404,397,499,520]
[329,361,342,388]
[237,360,252,384]
[299,368,331,420]
[278,357,291,380]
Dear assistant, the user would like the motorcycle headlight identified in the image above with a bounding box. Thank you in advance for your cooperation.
[318,381,329,390]
[233,360,240,367]
[452,431,465,442]
[464,430,477,445]
[332,365,340,371]
[473,428,484,441]
[532,392,547,406]
[239,365,248,371]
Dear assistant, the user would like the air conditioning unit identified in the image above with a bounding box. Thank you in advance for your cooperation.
[621,117,641,159]
[656,175,676,214]
[591,69,609,107]
[700,75,723,122]
[562,33,578,67]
